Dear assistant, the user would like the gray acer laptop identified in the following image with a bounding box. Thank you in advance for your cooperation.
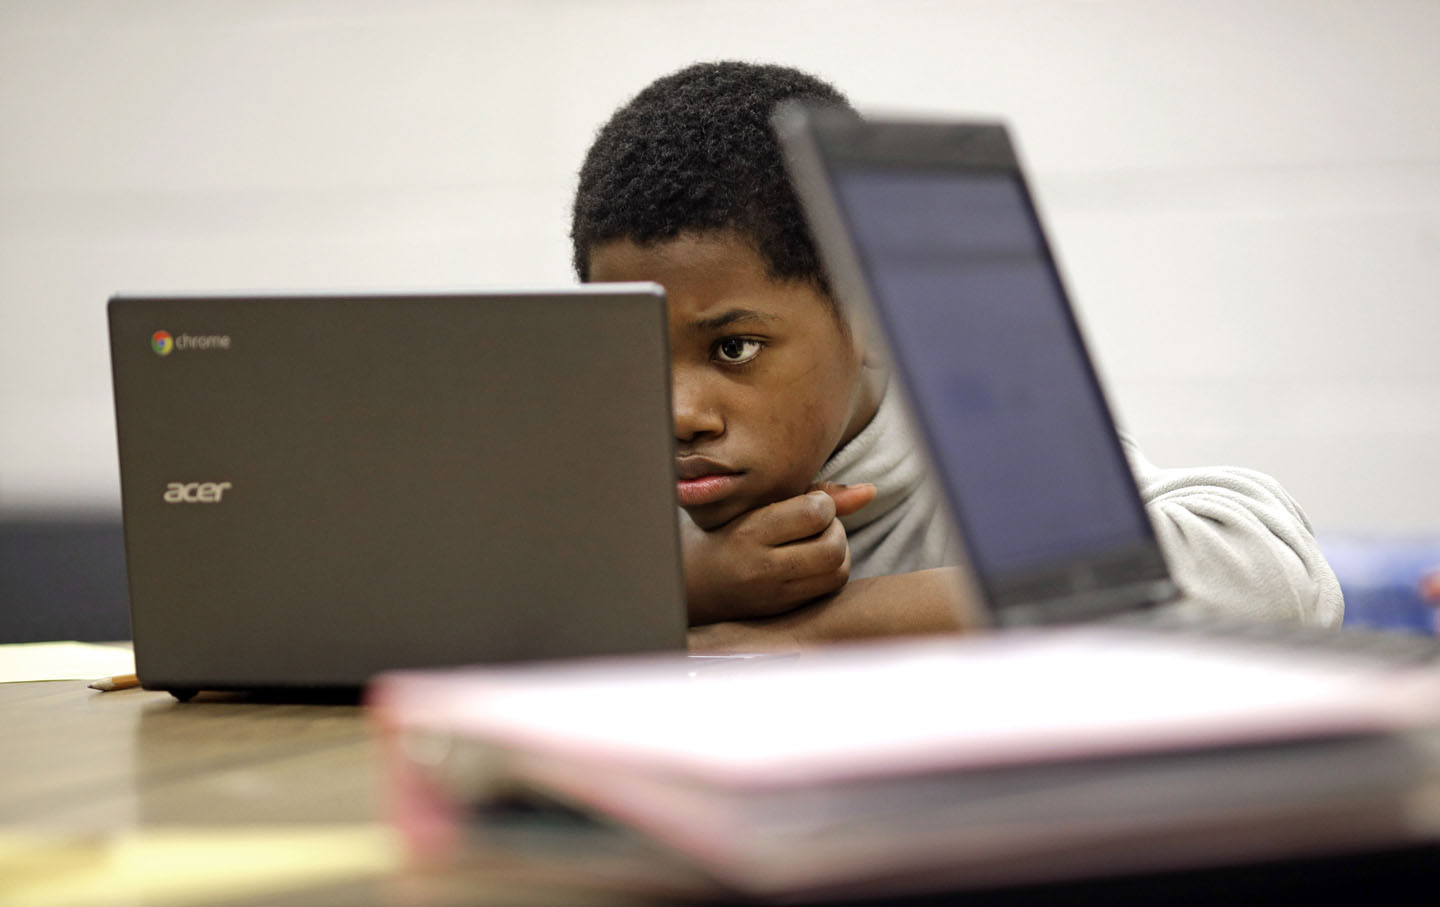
[108,286,688,699]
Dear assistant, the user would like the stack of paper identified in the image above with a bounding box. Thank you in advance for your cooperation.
[0,642,135,684]
[369,629,1440,900]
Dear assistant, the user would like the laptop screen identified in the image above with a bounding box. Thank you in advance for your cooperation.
[827,164,1159,603]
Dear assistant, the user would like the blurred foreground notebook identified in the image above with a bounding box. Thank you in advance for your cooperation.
[108,287,687,699]
[372,634,1440,900]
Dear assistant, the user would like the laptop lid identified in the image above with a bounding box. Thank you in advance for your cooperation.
[775,106,1181,626]
[108,286,687,691]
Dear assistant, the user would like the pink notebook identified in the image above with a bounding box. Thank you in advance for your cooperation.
[369,629,1440,899]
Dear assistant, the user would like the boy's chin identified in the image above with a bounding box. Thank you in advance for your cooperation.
[683,482,811,532]
[682,500,751,532]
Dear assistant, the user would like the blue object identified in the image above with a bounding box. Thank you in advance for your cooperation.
[1321,535,1440,635]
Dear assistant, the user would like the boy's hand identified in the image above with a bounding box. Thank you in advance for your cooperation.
[683,482,877,625]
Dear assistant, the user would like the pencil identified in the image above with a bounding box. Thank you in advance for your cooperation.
[89,673,140,692]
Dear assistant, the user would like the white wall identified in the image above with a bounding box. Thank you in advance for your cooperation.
[2,0,1437,532]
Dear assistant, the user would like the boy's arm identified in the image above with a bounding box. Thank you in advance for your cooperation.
[1122,436,1345,628]
[688,567,984,654]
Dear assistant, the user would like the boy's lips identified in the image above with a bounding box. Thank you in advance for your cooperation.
[675,456,743,508]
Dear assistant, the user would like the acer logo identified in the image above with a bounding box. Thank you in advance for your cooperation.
[163,482,232,503]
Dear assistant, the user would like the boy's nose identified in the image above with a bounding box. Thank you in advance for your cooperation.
[672,375,724,443]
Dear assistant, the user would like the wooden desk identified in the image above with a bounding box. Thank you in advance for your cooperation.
[0,681,375,831]
[0,681,641,906]
[4,681,1437,907]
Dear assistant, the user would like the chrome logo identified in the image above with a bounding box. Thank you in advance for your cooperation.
[151,331,174,356]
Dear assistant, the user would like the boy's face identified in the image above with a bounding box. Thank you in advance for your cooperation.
[588,232,879,531]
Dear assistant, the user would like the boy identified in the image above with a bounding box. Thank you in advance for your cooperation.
[571,62,1343,652]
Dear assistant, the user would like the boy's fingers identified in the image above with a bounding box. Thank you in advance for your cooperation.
[771,521,846,587]
[742,490,837,546]
[813,482,877,518]
[782,540,852,603]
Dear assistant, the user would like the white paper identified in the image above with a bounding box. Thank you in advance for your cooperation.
[0,641,136,683]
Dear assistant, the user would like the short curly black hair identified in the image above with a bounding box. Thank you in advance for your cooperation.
[570,61,854,297]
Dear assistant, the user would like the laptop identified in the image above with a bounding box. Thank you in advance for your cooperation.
[773,107,1183,627]
[108,286,688,699]
[772,104,1436,657]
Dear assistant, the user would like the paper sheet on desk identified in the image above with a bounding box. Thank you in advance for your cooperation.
[0,825,400,907]
[0,641,135,683]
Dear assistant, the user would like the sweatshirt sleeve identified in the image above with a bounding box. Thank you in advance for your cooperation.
[1120,436,1345,628]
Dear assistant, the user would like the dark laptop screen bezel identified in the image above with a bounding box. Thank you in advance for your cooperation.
[777,108,1178,624]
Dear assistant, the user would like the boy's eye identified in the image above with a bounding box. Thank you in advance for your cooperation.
[714,337,764,365]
